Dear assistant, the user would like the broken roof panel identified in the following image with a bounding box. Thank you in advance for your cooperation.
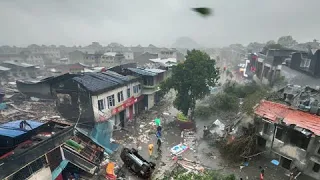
[3,61,34,68]
[145,68,166,73]
[127,68,157,76]
[255,100,320,135]
[254,100,292,121]
[73,72,136,94]
[0,66,10,71]
[0,120,43,138]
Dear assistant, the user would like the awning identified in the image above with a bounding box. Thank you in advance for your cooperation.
[51,160,69,180]
[75,127,114,154]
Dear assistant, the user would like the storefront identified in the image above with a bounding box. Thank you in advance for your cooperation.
[111,95,145,128]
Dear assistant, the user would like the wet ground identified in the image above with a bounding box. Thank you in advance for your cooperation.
[106,67,317,180]
[109,101,316,180]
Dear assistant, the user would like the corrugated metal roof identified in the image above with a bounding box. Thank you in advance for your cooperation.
[3,61,34,68]
[73,72,132,94]
[0,66,10,71]
[0,120,43,138]
[145,68,166,73]
[127,68,157,76]
[254,100,320,135]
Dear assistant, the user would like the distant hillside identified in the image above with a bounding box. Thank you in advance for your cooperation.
[172,37,202,49]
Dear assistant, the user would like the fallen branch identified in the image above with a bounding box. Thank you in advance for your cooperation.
[240,151,267,159]
[7,104,37,115]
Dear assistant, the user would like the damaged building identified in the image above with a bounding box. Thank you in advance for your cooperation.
[1,60,40,79]
[124,68,168,110]
[0,119,106,180]
[254,49,296,85]
[254,100,320,179]
[288,49,320,77]
[53,71,143,153]
[0,120,74,180]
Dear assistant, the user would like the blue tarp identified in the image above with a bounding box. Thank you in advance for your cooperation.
[0,103,7,110]
[0,120,43,137]
[76,124,119,154]
[51,159,69,180]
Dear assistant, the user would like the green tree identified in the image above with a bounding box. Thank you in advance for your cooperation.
[161,50,219,117]
[277,35,298,48]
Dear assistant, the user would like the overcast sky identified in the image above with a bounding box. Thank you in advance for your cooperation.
[1,0,319,47]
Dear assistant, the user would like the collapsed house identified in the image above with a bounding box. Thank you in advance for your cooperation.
[0,119,106,180]
[254,100,320,179]
[0,120,73,180]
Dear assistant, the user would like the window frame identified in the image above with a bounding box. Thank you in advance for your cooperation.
[98,99,104,110]
[117,91,124,102]
[107,95,115,107]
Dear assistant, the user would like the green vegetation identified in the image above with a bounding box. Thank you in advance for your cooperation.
[195,81,270,117]
[177,112,189,122]
[160,50,220,118]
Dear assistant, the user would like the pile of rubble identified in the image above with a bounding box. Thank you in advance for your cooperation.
[0,91,66,123]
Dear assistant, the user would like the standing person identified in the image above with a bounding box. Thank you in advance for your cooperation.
[259,166,264,180]
[148,144,154,158]
[157,138,162,152]
[154,117,161,127]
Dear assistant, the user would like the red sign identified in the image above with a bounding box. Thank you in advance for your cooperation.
[112,97,136,115]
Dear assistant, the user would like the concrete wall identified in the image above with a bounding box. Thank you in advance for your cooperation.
[147,94,155,109]
[124,52,134,60]
[255,118,320,178]
[91,81,141,122]
[69,51,85,64]
[27,167,52,180]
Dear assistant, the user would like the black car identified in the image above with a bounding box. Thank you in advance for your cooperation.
[120,148,156,179]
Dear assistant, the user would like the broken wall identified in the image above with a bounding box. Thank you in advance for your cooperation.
[255,117,318,172]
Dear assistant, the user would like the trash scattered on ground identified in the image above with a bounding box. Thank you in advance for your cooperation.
[210,119,225,137]
[182,130,197,151]
[171,144,189,155]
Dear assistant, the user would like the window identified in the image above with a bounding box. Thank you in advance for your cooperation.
[313,163,320,172]
[117,91,124,102]
[138,84,141,91]
[263,122,270,134]
[317,147,320,154]
[275,127,283,140]
[107,95,115,107]
[98,99,104,110]
[127,88,131,98]
[133,86,137,93]
[290,130,310,150]
[144,77,154,86]
[281,156,292,170]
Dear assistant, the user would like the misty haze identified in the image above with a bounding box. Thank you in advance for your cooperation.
[0,1,320,180]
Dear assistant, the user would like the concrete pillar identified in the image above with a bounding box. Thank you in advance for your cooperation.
[306,136,316,153]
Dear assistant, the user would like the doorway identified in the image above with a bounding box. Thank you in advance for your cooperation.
[129,106,133,120]
[119,111,125,128]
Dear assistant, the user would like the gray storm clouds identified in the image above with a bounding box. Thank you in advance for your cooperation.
[0,0,319,47]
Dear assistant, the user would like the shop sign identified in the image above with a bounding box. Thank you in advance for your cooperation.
[112,97,136,115]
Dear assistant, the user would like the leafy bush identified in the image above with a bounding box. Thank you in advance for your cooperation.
[177,112,189,122]
[194,105,212,118]
[210,93,239,112]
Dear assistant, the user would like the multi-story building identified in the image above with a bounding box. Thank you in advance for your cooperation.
[1,60,39,78]
[51,71,143,153]
[158,49,177,59]
[289,49,320,77]
[69,50,102,66]
[254,100,320,179]
[253,49,296,85]
[124,67,168,110]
